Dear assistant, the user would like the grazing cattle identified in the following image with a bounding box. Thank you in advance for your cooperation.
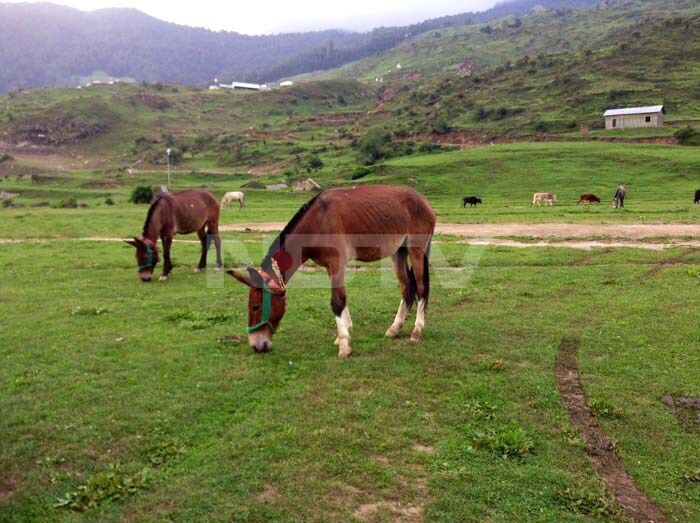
[228,185,435,358]
[126,190,222,282]
[695,190,700,204]
[221,191,245,210]
[463,196,483,208]
[577,194,601,205]
[532,193,558,207]
[613,186,626,209]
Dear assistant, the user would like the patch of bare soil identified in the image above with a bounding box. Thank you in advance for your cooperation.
[11,115,106,146]
[556,337,667,523]
[255,483,280,503]
[661,396,700,433]
[0,480,18,502]
[353,501,423,522]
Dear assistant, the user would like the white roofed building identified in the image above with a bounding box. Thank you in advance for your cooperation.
[604,105,665,129]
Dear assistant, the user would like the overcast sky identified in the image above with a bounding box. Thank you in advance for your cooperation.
[8,0,501,34]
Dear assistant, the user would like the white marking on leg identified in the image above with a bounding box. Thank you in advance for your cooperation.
[386,299,408,339]
[342,306,353,333]
[336,313,352,358]
[410,299,426,342]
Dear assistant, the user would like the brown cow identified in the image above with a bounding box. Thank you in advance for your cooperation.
[577,194,601,205]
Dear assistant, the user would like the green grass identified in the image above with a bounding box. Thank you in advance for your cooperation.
[2,142,700,241]
[2,237,699,521]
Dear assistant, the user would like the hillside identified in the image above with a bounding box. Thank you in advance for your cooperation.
[369,5,700,138]
[294,0,700,83]
[253,0,600,82]
[0,3,368,93]
[0,0,601,94]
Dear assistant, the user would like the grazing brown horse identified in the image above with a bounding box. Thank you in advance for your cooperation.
[125,189,222,281]
[228,185,436,358]
[577,194,601,205]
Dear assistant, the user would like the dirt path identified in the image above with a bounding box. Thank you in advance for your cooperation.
[556,337,668,523]
[220,222,700,239]
[2,223,699,249]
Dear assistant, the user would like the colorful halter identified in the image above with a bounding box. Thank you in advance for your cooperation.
[137,237,158,271]
[247,259,288,334]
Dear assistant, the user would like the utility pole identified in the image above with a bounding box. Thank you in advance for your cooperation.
[166,148,171,188]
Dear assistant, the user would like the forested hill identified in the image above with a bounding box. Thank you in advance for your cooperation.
[0,0,601,93]
[0,3,367,93]
[253,0,601,82]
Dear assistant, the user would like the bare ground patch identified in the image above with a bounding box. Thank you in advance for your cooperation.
[0,480,18,502]
[556,336,667,523]
[661,396,700,433]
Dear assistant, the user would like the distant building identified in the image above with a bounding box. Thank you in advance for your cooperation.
[210,81,269,91]
[604,105,665,129]
[292,178,321,192]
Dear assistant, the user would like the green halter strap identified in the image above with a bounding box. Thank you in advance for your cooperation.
[137,238,157,271]
[247,261,287,334]
[247,285,275,334]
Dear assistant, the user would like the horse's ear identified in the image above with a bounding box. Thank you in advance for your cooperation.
[247,267,265,288]
[124,238,140,248]
[228,269,253,287]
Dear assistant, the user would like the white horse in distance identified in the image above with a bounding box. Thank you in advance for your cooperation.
[221,191,245,210]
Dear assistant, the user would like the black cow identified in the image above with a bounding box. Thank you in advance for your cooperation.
[695,190,700,204]
[463,196,483,208]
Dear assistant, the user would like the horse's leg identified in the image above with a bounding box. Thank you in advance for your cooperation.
[408,246,430,343]
[207,223,223,270]
[195,227,207,272]
[385,250,412,339]
[328,263,351,359]
[239,197,243,210]
[160,235,173,281]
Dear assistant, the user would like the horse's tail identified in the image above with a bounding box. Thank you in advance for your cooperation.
[422,239,431,310]
[395,243,418,311]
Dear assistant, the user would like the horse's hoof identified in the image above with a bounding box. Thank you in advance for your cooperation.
[385,327,399,339]
[159,275,169,281]
[410,330,422,343]
[194,267,202,273]
[214,266,222,272]
[338,348,352,359]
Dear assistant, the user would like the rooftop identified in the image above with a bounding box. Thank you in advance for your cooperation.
[603,105,665,117]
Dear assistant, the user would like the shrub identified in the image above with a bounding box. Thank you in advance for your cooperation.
[104,197,115,206]
[557,486,616,517]
[675,126,700,146]
[53,197,79,209]
[0,153,13,163]
[306,154,323,170]
[129,185,153,204]
[352,166,372,180]
[472,426,534,459]
[54,465,149,511]
[358,128,389,165]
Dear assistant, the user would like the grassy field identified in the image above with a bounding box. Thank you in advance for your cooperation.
[2,141,699,242]
[2,131,700,522]
[2,233,700,522]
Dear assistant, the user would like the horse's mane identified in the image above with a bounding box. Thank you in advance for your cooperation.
[142,195,168,236]
[262,191,323,270]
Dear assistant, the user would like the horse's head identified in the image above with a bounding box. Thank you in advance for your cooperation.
[125,237,160,282]
[228,265,287,353]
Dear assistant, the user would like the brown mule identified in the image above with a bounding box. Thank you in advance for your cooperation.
[126,189,223,281]
[229,185,436,358]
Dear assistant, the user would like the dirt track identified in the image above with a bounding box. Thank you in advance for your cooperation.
[219,222,700,239]
[2,223,699,249]
[216,222,700,250]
